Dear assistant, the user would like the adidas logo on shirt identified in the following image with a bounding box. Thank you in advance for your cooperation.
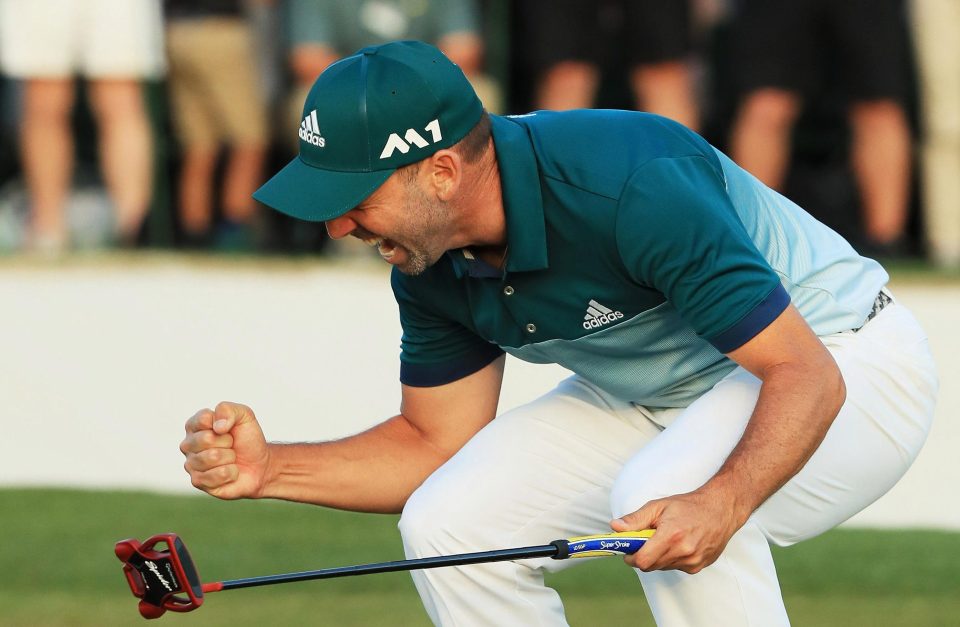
[583,299,624,330]
[299,110,325,147]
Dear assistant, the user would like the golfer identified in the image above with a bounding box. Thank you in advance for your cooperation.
[180,41,938,626]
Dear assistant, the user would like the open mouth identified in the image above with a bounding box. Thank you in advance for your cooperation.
[359,234,398,261]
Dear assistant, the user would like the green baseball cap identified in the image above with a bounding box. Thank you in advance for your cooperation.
[253,40,484,222]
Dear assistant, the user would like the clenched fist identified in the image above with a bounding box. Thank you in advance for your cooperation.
[180,402,271,500]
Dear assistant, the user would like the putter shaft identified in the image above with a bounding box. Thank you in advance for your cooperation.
[202,531,653,593]
[205,543,560,592]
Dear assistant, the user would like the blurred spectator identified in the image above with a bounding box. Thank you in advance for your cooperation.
[518,0,700,131]
[285,0,501,135]
[0,0,164,253]
[910,0,960,269]
[164,0,270,250]
[728,0,913,257]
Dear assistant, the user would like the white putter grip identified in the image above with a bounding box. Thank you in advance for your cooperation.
[551,530,655,560]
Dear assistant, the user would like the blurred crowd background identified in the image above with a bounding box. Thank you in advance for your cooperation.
[0,0,956,270]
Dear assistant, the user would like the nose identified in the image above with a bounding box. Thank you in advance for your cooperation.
[325,214,357,240]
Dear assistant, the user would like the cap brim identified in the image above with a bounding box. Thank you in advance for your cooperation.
[253,156,394,222]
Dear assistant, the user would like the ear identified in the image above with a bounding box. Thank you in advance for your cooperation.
[425,149,462,201]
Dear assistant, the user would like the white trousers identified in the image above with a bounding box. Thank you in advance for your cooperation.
[398,299,938,626]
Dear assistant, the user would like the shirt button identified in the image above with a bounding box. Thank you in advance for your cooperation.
[525,323,537,333]
[503,286,515,296]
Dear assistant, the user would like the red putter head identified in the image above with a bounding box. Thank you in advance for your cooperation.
[114,534,205,619]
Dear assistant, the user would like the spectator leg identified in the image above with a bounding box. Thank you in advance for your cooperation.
[221,142,265,225]
[630,60,700,131]
[729,88,802,191]
[849,100,912,246]
[177,145,218,237]
[88,78,153,245]
[21,78,76,251]
[535,61,599,111]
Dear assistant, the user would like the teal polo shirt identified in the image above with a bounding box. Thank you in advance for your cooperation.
[391,110,887,407]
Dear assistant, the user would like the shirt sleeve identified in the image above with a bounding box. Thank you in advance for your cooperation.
[615,155,789,353]
[391,268,504,387]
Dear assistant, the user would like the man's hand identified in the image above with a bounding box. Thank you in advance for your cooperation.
[610,488,747,574]
[180,402,271,500]
[610,305,846,575]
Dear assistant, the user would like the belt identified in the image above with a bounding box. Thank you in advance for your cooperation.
[852,290,892,332]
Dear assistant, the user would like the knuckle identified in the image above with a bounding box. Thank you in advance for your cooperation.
[677,541,697,556]
[185,451,210,471]
[215,401,246,417]
[221,401,253,420]
[203,448,221,465]
[215,465,234,482]
[633,556,653,572]
[183,454,202,472]
[186,408,212,431]
[194,467,231,490]
[680,560,704,574]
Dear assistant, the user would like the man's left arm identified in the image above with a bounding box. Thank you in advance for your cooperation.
[612,303,846,573]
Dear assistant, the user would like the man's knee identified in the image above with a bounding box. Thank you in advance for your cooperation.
[24,79,75,118]
[398,481,438,549]
[399,474,477,554]
[87,79,147,122]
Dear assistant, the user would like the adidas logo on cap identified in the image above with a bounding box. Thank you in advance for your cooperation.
[583,299,624,330]
[299,110,325,147]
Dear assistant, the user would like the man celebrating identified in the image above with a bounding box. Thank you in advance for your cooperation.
[180,42,938,626]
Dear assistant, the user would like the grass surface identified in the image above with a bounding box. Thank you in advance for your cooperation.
[1,488,958,626]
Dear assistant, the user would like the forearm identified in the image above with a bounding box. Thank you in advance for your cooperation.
[258,414,451,514]
[699,360,846,525]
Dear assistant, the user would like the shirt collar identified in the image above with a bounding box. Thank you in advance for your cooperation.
[492,114,549,273]
[454,248,502,278]
[447,114,548,279]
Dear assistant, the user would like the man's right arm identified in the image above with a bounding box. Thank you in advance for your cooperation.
[180,355,505,514]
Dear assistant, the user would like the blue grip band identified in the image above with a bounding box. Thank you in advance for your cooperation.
[567,537,646,557]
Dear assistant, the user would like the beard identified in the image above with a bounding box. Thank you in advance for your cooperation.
[391,180,451,276]
[398,247,431,276]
